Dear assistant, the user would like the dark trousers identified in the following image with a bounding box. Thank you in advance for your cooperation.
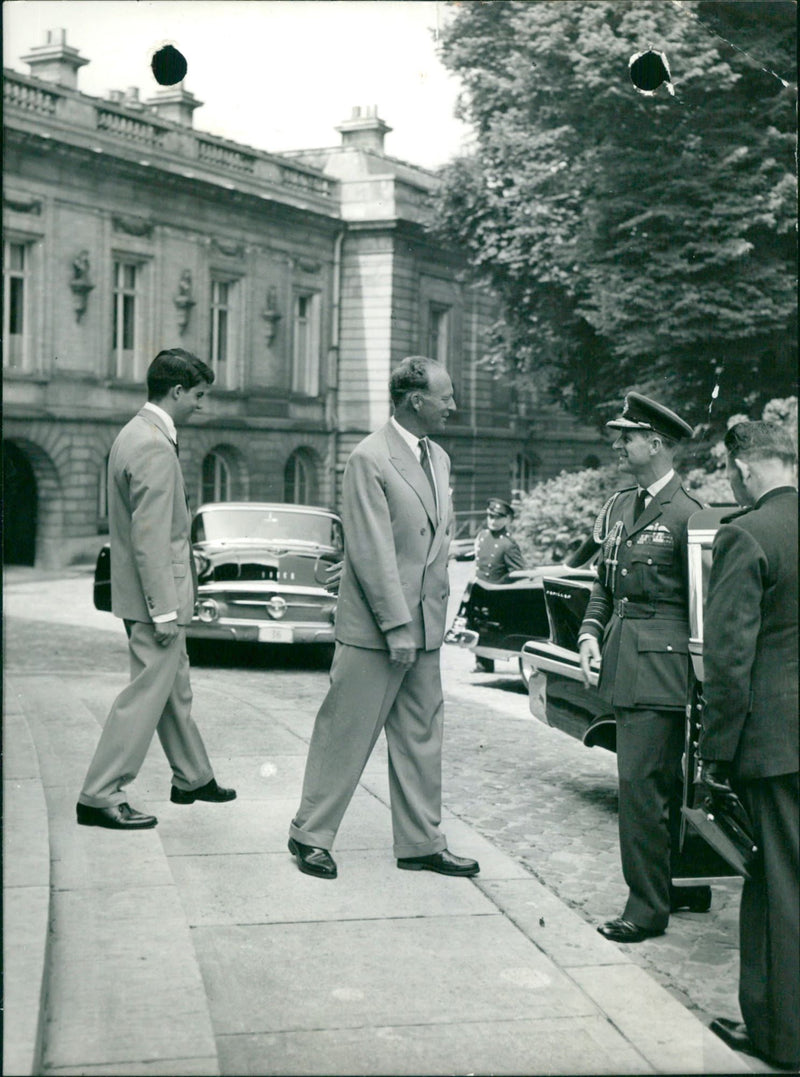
[738,771,799,1067]
[615,707,684,931]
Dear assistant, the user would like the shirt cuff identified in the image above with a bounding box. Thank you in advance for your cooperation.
[152,611,178,623]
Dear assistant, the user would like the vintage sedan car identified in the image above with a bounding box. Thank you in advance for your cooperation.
[93,501,343,648]
[521,506,740,882]
[444,535,599,685]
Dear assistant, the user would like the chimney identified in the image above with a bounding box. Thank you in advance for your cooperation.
[21,29,89,90]
[123,87,143,110]
[146,85,203,127]
[335,105,391,154]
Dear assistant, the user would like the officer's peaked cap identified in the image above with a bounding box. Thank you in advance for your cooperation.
[606,392,693,441]
[487,497,514,516]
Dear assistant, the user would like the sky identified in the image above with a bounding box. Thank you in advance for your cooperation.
[3,0,475,170]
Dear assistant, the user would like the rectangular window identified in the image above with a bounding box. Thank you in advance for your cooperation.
[3,241,30,369]
[112,260,139,378]
[211,279,237,388]
[292,291,320,396]
[428,304,450,367]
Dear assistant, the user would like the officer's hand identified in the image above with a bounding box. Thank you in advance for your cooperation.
[384,625,417,669]
[579,637,601,687]
[696,759,734,800]
[153,621,179,647]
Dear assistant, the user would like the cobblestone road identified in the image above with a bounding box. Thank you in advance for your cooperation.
[5,563,743,1035]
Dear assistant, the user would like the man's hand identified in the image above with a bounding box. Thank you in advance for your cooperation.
[384,625,417,669]
[153,621,179,647]
[323,559,343,596]
[696,759,734,800]
[579,636,601,687]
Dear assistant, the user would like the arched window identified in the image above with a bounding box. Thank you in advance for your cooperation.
[201,451,231,505]
[284,449,316,504]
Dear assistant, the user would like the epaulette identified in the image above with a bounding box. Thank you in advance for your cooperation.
[592,487,634,543]
[720,506,749,524]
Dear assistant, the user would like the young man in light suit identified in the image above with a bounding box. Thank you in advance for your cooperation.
[288,356,479,879]
[76,348,235,830]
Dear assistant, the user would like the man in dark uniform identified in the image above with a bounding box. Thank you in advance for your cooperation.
[697,422,798,1070]
[472,497,525,672]
[578,391,710,944]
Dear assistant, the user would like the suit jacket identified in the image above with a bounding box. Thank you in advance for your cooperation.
[698,488,798,781]
[108,407,196,625]
[580,473,703,709]
[333,421,454,651]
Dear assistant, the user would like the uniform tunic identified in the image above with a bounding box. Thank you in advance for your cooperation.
[580,473,703,930]
[474,527,525,583]
[699,488,798,1067]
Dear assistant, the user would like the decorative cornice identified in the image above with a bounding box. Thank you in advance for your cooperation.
[210,237,245,258]
[292,256,322,274]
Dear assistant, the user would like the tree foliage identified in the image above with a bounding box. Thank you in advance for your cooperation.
[433,0,797,434]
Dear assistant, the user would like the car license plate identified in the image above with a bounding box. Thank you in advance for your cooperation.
[258,625,293,643]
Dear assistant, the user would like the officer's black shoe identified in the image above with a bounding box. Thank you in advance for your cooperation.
[670,884,712,913]
[597,917,664,943]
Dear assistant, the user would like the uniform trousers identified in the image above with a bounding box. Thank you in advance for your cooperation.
[290,642,447,859]
[78,621,213,807]
[738,771,799,1067]
[615,706,684,931]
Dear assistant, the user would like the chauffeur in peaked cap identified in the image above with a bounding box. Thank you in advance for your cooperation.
[578,391,708,944]
[472,496,526,672]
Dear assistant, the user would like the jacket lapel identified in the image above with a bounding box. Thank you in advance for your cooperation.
[385,423,438,527]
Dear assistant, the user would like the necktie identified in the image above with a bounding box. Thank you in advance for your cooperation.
[173,439,180,457]
[633,487,647,520]
[418,438,437,512]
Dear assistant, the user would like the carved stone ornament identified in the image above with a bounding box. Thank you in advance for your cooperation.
[261,286,282,345]
[112,213,154,237]
[293,256,322,274]
[4,194,42,215]
[173,269,196,335]
[70,250,95,322]
[211,237,244,259]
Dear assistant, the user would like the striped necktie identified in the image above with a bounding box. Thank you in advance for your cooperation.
[419,438,437,510]
[633,487,647,520]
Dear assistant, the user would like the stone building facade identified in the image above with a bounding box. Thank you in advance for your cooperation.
[3,30,607,568]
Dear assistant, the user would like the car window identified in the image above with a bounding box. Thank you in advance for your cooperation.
[195,508,341,548]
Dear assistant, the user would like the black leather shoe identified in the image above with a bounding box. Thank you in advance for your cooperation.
[597,917,664,943]
[397,849,480,877]
[710,1019,800,1070]
[170,778,237,804]
[670,884,712,913]
[709,1018,756,1055]
[288,838,337,879]
[76,802,157,829]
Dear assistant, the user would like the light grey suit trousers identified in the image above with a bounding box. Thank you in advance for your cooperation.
[289,642,447,859]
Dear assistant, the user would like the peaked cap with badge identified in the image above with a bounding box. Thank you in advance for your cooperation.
[486,497,514,517]
[606,392,694,441]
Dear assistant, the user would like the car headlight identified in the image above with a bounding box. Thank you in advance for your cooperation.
[197,598,220,622]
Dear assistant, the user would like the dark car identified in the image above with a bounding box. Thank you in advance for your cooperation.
[445,535,599,685]
[93,501,343,647]
[521,506,740,881]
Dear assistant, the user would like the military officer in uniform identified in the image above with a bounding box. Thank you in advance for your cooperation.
[472,497,525,672]
[578,391,710,943]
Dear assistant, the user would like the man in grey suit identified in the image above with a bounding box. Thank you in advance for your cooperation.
[698,421,798,1070]
[76,349,235,830]
[288,356,479,879]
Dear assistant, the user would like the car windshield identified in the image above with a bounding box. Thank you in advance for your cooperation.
[193,508,342,548]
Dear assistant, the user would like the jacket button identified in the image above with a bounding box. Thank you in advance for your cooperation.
[621,568,628,576]
[647,558,653,565]
[667,645,673,652]
[626,540,632,547]
[420,528,426,535]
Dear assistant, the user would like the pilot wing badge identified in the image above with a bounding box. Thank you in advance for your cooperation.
[636,523,674,545]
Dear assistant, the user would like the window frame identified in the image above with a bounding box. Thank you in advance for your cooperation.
[111,255,148,382]
[3,238,34,371]
[209,275,240,390]
[291,290,321,398]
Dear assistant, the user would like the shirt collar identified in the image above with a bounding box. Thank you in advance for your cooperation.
[143,401,177,444]
[391,415,422,453]
[644,469,674,498]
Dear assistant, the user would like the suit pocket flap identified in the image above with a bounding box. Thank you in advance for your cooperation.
[629,546,673,565]
[636,627,688,654]
[172,562,187,577]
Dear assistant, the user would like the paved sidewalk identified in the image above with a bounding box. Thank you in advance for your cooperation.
[2,565,773,1075]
